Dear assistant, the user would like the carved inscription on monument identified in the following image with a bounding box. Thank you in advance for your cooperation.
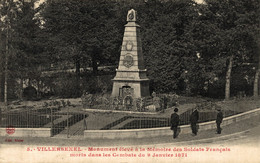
[126,41,134,51]
[123,54,134,68]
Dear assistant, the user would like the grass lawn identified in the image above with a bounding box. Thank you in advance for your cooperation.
[216,97,260,112]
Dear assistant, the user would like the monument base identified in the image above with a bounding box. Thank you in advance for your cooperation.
[111,79,149,99]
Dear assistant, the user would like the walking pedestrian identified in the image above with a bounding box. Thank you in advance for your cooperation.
[216,108,223,134]
[171,108,180,139]
[190,108,199,135]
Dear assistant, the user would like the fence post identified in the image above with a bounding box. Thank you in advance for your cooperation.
[0,106,1,127]
[27,109,29,128]
[163,96,166,113]
[84,113,87,130]
[139,117,141,129]
[51,107,53,137]
[67,106,69,138]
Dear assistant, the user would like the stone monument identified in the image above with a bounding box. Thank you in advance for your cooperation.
[111,9,150,100]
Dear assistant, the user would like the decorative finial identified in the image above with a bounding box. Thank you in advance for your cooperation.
[127,9,137,22]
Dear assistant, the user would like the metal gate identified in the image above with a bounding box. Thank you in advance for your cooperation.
[51,113,87,138]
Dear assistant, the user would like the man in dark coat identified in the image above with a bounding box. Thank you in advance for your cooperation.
[171,108,180,139]
[216,108,223,134]
[190,108,199,135]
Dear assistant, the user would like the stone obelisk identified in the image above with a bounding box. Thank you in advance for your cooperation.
[111,9,150,99]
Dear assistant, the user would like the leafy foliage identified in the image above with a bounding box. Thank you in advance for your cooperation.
[0,0,259,101]
[40,0,123,74]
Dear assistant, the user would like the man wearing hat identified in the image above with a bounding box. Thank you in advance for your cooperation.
[171,108,180,139]
[216,108,223,134]
[190,107,199,135]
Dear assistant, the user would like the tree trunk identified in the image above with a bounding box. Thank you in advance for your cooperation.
[75,59,80,96]
[254,68,260,98]
[4,24,9,106]
[75,59,80,78]
[253,37,260,99]
[92,54,98,75]
[19,78,23,100]
[4,1,11,106]
[37,80,40,98]
[0,72,3,102]
[225,55,233,100]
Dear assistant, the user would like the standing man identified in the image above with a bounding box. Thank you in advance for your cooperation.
[216,108,223,134]
[190,108,199,135]
[171,108,180,139]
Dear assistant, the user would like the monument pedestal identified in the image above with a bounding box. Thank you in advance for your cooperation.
[112,77,150,99]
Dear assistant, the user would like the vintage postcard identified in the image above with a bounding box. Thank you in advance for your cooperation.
[0,0,259,162]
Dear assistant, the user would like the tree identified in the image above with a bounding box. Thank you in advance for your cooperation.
[12,0,44,99]
[198,0,259,99]
[139,0,199,94]
[0,0,44,101]
[0,0,17,104]
[38,0,123,96]
[252,1,260,98]
[40,0,122,76]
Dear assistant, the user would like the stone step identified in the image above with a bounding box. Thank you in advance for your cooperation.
[43,115,72,128]
[110,118,134,130]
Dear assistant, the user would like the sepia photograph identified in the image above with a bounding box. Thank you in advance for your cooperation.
[0,0,259,162]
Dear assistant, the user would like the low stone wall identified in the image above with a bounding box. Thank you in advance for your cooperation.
[0,128,51,137]
[84,108,260,139]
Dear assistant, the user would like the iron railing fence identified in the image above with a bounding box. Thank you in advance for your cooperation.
[0,103,88,138]
[51,113,87,137]
[0,99,243,135]
[0,106,61,128]
[99,109,241,130]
